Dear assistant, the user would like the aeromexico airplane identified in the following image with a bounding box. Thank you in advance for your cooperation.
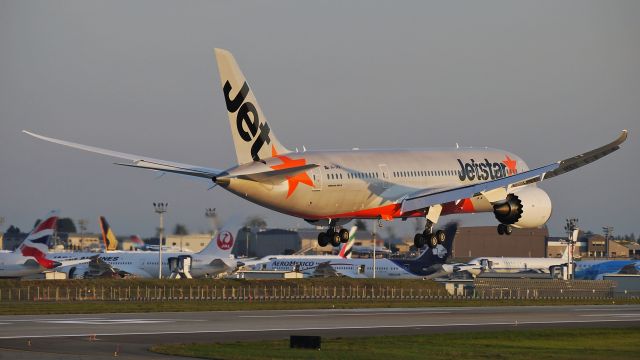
[24,49,628,250]
[257,223,457,279]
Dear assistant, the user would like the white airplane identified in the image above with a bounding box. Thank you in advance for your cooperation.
[442,247,570,277]
[48,218,240,278]
[244,226,358,270]
[23,49,628,251]
[256,223,457,279]
[0,212,87,278]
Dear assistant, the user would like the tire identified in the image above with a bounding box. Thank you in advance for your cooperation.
[504,225,513,235]
[317,232,329,247]
[435,230,446,244]
[413,233,425,249]
[339,228,350,243]
[428,234,438,248]
[331,232,342,247]
[497,224,505,235]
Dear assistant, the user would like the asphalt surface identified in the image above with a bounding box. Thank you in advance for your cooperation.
[0,305,638,359]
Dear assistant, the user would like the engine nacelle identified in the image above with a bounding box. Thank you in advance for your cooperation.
[67,264,89,279]
[493,186,552,229]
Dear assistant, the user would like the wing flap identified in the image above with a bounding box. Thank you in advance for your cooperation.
[401,130,627,214]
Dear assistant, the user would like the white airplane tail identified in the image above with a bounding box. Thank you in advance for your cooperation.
[197,222,240,258]
[214,48,290,164]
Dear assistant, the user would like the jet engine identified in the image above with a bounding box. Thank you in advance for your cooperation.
[492,186,552,228]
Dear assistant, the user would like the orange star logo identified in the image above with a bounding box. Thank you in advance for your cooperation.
[503,155,517,175]
[270,146,314,198]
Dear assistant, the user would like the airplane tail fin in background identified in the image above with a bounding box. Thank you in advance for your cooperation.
[198,221,241,258]
[19,211,60,269]
[415,221,458,266]
[214,48,290,164]
[129,235,145,249]
[99,216,119,251]
[338,226,358,259]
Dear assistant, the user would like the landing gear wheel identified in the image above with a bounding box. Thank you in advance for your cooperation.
[413,233,425,249]
[504,224,513,235]
[338,228,350,243]
[435,230,446,244]
[428,234,438,248]
[330,232,341,247]
[317,232,329,247]
[497,224,505,235]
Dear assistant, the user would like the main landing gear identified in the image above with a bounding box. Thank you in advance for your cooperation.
[413,205,446,249]
[413,220,446,249]
[317,219,350,247]
[497,223,513,235]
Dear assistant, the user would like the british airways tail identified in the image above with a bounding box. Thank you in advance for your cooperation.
[19,211,61,269]
[215,48,290,164]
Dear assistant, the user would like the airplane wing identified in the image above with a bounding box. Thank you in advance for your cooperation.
[56,258,92,267]
[23,130,221,179]
[401,130,628,214]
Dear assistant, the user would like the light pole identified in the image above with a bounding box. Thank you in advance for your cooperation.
[205,208,218,235]
[564,218,578,279]
[78,219,88,251]
[154,202,168,279]
[602,226,613,258]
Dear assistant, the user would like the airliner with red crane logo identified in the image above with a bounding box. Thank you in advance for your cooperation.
[24,49,628,250]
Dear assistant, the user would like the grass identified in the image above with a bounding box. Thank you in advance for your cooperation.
[0,298,637,315]
[151,327,640,360]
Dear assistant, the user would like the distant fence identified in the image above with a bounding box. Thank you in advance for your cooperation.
[0,280,632,302]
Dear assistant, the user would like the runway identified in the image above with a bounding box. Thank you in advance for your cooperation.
[0,305,638,359]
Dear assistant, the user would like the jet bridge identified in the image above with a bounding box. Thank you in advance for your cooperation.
[168,255,193,279]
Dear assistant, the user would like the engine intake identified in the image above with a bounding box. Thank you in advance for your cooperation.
[493,193,523,225]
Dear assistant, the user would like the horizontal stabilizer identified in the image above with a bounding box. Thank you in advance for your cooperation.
[219,164,318,185]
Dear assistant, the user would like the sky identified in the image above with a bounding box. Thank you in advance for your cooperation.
[1,1,638,239]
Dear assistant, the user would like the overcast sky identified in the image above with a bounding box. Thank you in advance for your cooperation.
[1,1,638,238]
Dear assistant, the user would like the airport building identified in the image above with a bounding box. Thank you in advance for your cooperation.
[449,226,548,260]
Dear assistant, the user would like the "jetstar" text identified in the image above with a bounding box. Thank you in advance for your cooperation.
[457,158,508,181]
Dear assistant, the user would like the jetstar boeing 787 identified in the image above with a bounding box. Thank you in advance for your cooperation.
[24,49,628,250]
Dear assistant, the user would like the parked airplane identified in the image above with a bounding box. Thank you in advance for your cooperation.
[574,260,640,280]
[49,219,240,278]
[23,49,628,251]
[443,248,570,277]
[255,223,456,279]
[244,226,358,270]
[0,212,86,278]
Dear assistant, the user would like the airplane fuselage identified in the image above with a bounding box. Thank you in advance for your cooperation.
[221,147,530,222]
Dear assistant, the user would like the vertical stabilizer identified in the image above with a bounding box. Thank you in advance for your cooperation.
[98,216,119,251]
[19,211,60,269]
[214,48,290,164]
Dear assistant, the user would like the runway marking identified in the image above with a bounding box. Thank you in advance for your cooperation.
[1,318,638,339]
[41,319,175,325]
[579,313,640,318]
[239,311,451,318]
